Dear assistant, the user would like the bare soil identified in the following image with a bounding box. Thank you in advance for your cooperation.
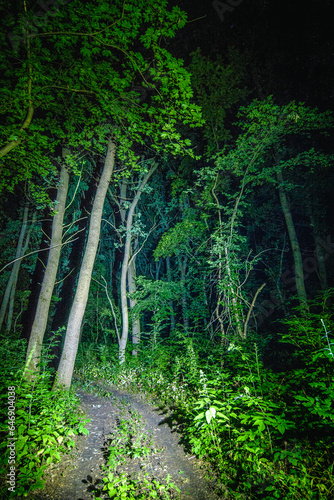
[32,382,221,500]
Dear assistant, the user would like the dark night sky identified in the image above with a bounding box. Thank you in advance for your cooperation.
[169,0,334,109]
[166,0,334,246]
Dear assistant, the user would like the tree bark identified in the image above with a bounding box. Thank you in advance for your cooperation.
[24,161,70,379]
[277,170,307,306]
[119,164,157,363]
[55,139,116,388]
[0,204,29,331]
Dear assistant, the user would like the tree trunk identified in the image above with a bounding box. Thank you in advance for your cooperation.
[0,204,29,331]
[24,161,70,379]
[21,211,53,340]
[48,173,96,370]
[128,251,140,356]
[55,139,116,388]
[6,210,36,332]
[119,164,157,364]
[211,176,227,340]
[108,179,127,307]
[277,170,307,306]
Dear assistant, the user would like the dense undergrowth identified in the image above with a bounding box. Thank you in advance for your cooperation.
[75,293,334,499]
[0,337,89,499]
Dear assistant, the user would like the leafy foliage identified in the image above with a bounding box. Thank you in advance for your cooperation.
[0,336,89,498]
[76,289,334,499]
[0,0,204,196]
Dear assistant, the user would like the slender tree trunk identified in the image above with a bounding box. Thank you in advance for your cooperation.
[128,251,140,356]
[211,175,227,339]
[155,259,162,281]
[21,211,53,340]
[119,164,157,363]
[24,162,70,379]
[119,178,128,223]
[310,214,328,291]
[55,139,116,388]
[0,204,29,331]
[277,170,307,306]
[49,173,95,370]
[6,210,36,332]
[108,179,127,307]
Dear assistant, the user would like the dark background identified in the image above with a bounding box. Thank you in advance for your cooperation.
[170,0,334,108]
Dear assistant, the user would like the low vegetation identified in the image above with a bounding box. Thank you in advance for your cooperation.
[0,338,89,499]
[0,291,333,499]
[74,291,334,499]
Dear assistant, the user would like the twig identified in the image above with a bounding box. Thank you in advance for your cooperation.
[94,276,120,345]
[243,283,266,338]
[0,237,79,274]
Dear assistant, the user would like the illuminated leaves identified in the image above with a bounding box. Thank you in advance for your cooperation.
[0,0,203,195]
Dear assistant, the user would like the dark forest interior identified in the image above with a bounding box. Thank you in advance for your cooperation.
[1,0,334,498]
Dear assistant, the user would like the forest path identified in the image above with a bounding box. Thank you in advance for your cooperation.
[32,382,220,500]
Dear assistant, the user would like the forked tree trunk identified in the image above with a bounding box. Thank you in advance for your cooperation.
[24,161,70,379]
[119,164,157,364]
[277,170,307,306]
[55,139,116,388]
[0,204,29,331]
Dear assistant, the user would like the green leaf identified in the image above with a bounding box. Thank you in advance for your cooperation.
[194,411,205,421]
[254,419,266,432]
[277,424,286,435]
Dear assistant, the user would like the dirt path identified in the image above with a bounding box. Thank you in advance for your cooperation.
[32,383,220,500]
